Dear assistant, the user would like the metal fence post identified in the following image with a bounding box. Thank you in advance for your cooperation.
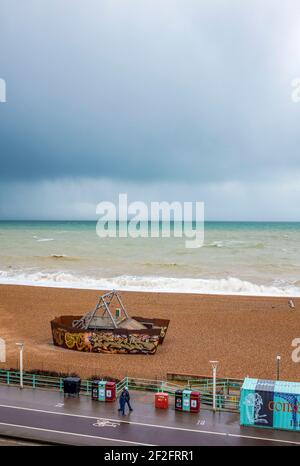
[209,360,219,412]
[6,370,10,385]
[32,374,36,389]
[59,378,63,392]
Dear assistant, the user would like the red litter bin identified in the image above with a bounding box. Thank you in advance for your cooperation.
[190,391,200,413]
[155,392,169,409]
[105,381,116,402]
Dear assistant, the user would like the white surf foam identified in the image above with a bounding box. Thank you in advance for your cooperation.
[0,270,299,297]
[36,238,54,242]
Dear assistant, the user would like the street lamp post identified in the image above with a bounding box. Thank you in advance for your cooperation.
[16,342,24,389]
[276,355,281,381]
[209,360,219,412]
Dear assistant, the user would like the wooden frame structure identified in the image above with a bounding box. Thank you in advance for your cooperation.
[72,290,129,330]
[51,290,170,354]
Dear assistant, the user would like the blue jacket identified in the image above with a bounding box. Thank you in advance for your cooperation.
[119,393,126,407]
[123,389,130,402]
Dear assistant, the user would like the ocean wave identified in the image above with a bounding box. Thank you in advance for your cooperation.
[205,240,265,249]
[36,238,54,242]
[206,241,224,248]
[31,254,79,261]
[50,254,71,259]
[48,255,79,261]
[143,262,178,268]
[0,270,299,297]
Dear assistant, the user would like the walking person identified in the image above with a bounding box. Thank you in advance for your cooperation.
[118,389,126,415]
[123,386,133,412]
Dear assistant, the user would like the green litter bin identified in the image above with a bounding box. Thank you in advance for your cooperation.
[182,389,191,412]
[98,381,107,401]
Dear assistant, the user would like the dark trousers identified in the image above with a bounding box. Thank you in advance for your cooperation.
[118,399,125,415]
[125,399,133,411]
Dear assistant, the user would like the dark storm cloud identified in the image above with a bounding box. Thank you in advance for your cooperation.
[1,0,300,184]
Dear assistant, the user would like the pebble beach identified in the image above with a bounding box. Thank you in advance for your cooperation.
[1,284,300,382]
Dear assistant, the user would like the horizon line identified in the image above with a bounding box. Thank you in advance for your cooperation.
[0,219,299,223]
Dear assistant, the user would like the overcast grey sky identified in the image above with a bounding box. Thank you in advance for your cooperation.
[0,0,300,220]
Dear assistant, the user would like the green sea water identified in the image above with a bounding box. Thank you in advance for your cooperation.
[0,221,299,295]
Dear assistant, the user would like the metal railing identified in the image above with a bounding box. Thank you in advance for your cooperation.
[187,377,243,388]
[0,369,92,396]
[0,369,240,412]
[116,377,186,395]
[116,376,240,412]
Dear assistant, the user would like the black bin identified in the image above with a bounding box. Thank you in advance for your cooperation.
[91,380,100,400]
[63,377,81,397]
[175,390,183,411]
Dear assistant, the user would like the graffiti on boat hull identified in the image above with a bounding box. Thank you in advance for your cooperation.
[52,325,160,354]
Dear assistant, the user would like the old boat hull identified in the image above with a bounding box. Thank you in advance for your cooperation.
[51,315,170,354]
